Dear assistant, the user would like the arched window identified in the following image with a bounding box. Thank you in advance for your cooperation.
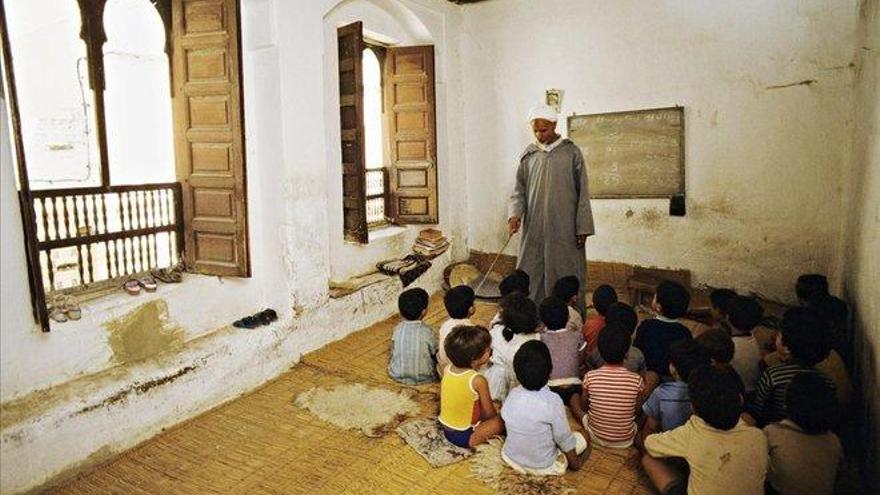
[1,0,251,331]
[103,0,174,185]
[336,21,437,244]
[362,47,386,226]
[3,0,102,189]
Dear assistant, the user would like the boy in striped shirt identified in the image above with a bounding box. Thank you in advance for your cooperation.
[746,307,835,426]
[571,325,644,448]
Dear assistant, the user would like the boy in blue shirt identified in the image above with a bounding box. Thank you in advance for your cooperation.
[502,340,589,475]
[388,288,437,385]
[640,339,710,440]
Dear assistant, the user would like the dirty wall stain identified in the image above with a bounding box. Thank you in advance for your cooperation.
[105,300,184,364]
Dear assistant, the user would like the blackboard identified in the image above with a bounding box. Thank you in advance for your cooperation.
[568,106,684,199]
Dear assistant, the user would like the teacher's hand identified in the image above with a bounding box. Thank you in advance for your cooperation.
[508,216,521,236]
[576,234,587,249]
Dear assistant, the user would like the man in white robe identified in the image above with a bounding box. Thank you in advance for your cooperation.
[508,105,595,313]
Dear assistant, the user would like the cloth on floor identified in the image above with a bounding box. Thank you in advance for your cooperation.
[470,438,575,495]
[396,418,473,467]
[377,254,432,287]
[294,383,420,437]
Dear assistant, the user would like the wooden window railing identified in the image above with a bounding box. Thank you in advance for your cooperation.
[365,167,388,226]
[27,182,184,294]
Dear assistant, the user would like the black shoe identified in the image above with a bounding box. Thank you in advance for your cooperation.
[233,315,261,329]
[257,309,278,325]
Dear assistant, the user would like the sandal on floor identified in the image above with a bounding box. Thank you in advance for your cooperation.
[233,315,262,329]
[139,276,158,292]
[123,279,142,296]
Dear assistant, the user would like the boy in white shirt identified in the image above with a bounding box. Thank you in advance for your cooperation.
[436,285,476,376]
[726,296,764,396]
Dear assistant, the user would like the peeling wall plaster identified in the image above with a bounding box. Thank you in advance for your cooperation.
[460,0,861,302]
[105,300,184,364]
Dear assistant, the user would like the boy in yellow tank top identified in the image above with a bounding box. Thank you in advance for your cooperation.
[439,325,505,448]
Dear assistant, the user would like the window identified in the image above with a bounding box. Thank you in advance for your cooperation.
[1,0,250,332]
[362,45,387,227]
[337,21,438,244]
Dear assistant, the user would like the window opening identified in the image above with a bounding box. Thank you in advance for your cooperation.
[103,0,174,186]
[3,0,102,189]
[362,46,386,227]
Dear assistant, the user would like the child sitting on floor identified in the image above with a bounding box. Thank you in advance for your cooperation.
[747,308,836,426]
[490,269,531,326]
[709,288,737,332]
[764,372,842,495]
[795,274,848,353]
[553,275,584,333]
[539,296,586,405]
[587,303,646,375]
[485,292,541,401]
[583,284,618,352]
[388,288,437,385]
[572,326,644,448]
[695,327,735,366]
[641,365,768,495]
[764,308,853,409]
[500,269,531,297]
[633,281,693,393]
[695,328,746,397]
[501,340,589,475]
[436,285,476,376]
[726,296,764,395]
[439,325,505,448]
[639,339,709,442]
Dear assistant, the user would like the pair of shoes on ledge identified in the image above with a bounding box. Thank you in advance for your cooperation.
[233,308,278,329]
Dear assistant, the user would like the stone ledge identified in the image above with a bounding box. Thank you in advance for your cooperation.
[328,271,395,299]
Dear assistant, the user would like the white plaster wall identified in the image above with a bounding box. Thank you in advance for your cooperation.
[460,0,860,302]
[845,0,880,488]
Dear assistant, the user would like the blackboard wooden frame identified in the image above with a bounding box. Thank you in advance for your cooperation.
[568,106,685,199]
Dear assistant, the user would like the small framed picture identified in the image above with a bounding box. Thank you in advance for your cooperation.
[545,89,564,113]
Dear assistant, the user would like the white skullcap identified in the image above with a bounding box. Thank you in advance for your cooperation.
[528,105,558,123]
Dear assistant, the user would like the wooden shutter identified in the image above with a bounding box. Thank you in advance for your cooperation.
[385,45,437,223]
[171,0,249,276]
[337,22,368,243]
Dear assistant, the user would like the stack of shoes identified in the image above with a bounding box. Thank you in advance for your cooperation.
[412,228,449,258]
[47,294,82,323]
[233,308,278,329]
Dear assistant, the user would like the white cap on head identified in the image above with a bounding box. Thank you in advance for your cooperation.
[528,104,558,123]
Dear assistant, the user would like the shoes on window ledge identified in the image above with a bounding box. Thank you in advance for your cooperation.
[48,294,81,323]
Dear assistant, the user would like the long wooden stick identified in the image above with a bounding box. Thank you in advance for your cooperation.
[474,233,513,296]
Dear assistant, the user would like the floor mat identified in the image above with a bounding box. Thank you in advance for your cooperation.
[469,438,575,495]
[396,418,473,468]
[294,383,420,437]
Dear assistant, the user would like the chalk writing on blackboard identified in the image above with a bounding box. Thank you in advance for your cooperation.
[569,107,684,198]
